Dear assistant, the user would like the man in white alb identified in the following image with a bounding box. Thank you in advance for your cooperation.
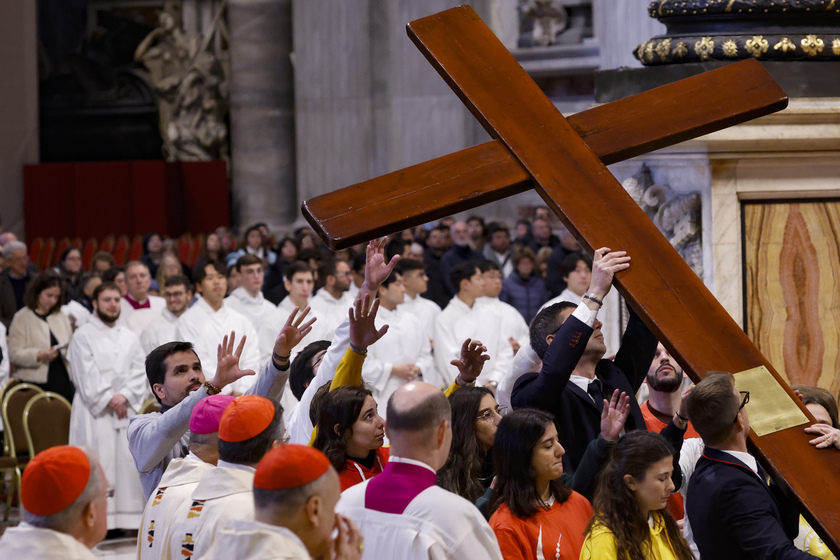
[363,271,434,417]
[67,282,148,530]
[140,275,192,355]
[177,260,261,393]
[225,254,277,335]
[395,259,440,348]
[476,261,529,354]
[120,261,166,337]
[309,257,353,336]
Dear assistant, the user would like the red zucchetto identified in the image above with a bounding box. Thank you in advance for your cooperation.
[219,395,276,442]
[254,444,331,490]
[21,446,92,516]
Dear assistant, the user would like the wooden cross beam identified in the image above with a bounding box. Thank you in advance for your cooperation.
[302,6,840,553]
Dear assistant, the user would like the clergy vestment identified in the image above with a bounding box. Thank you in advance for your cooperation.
[225,287,277,335]
[138,453,212,560]
[397,293,441,347]
[0,522,97,560]
[201,519,310,560]
[67,316,148,529]
[119,295,166,338]
[165,461,256,560]
[337,456,503,560]
[139,307,181,355]
[308,288,353,339]
[540,287,621,358]
[477,296,530,353]
[128,358,287,499]
[175,296,261,394]
[363,306,434,417]
[433,296,513,387]
[62,299,92,329]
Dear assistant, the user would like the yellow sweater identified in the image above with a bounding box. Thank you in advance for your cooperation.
[580,513,679,560]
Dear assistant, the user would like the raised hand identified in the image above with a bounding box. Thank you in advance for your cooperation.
[360,237,400,296]
[451,338,490,385]
[211,331,256,389]
[273,306,317,357]
[600,389,630,441]
[349,294,389,353]
[588,247,630,301]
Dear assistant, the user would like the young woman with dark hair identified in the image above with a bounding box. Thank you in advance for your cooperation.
[312,384,388,491]
[488,408,594,559]
[437,386,502,513]
[581,430,694,560]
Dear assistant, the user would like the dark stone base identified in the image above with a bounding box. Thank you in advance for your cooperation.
[595,60,840,103]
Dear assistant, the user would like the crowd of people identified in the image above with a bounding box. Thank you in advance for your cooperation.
[0,213,839,560]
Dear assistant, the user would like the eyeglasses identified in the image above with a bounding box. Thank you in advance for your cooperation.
[476,405,508,423]
[732,391,750,424]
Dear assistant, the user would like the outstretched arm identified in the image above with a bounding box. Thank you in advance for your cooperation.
[444,339,490,397]
[357,238,399,304]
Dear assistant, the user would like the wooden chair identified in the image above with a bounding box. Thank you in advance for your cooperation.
[23,391,72,458]
[81,237,98,271]
[0,379,21,521]
[28,237,43,268]
[128,235,144,262]
[113,235,130,265]
[70,237,82,248]
[1,383,43,520]
[139,397,161,415]
[38,237,55,271]
[98,234,115,254]
[191,234,205,268]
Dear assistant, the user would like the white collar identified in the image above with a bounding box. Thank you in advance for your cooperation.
[388,455,436,474]
[719,449,759,476]
[217,460,257,473]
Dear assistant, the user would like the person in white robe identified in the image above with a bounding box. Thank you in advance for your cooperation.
[309,258,354,336]
[1,446,108,560]
[138,394,233,560]
[225,254,277,334]
[285,240,399,445]
[140,275,192,355]
[164,396,283,559]
[362,272,433,417]
[128,306,314,499]
[62,299,92,330]
[434,261,513,389]
[395,259,442,382]
[476,261,530,355]
[540,251,621,357]
[119,261,166,337]
[259,262,332,423]
[67,282,148,530]
[337,382,502,560]
[177,261,260,394]
[203,444,363,560]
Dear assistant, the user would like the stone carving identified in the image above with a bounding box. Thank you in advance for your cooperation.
[622,164,703,278]
[135,5,229,162]
[520,0,569,47]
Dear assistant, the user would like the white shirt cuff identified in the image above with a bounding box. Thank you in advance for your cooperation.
[571,301,598,327]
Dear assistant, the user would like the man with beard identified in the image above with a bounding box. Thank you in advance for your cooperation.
[309,257,354,336]
[67,282,148,532]
[641,342,699,438]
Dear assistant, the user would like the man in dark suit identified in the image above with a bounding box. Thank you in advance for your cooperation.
[0,240,33,328]
[511,247,661,473]
[686,371,812,560]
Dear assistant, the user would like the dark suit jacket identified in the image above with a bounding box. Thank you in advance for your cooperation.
[687,447,811,560]
[512,307,657,473]
[0,270,31,329]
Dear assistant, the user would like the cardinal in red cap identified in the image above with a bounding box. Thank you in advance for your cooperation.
[161,395,285,559]
[137,394,235,560]
[0,446,108,559]
[202,444,365,560]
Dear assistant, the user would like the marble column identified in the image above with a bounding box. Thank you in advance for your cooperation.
[228,0,297,231]
[0,0,38,236]
[592,0,665,69]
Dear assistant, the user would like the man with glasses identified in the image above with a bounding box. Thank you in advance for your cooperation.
[140,275,193,354]
[0,240,32,328]
[685,371,812,560]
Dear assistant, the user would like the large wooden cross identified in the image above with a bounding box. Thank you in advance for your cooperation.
[302,6,840,552]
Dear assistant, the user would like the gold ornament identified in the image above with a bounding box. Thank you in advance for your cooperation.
[801,35,824,56]
[694,36,715,61]
[745,35,769,58]
[774,38,796,53]
[635,42,647,61]
[644,40,655,62]
[656,38,672,62]
[672,41,688,58]
[833,39,840,56]
[722,40,739,58]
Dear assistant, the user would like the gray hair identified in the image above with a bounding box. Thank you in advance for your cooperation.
[2,240,26,259]
[22,447,104,533]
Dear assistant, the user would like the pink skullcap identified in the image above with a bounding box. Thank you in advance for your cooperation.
[190,394,236,435]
